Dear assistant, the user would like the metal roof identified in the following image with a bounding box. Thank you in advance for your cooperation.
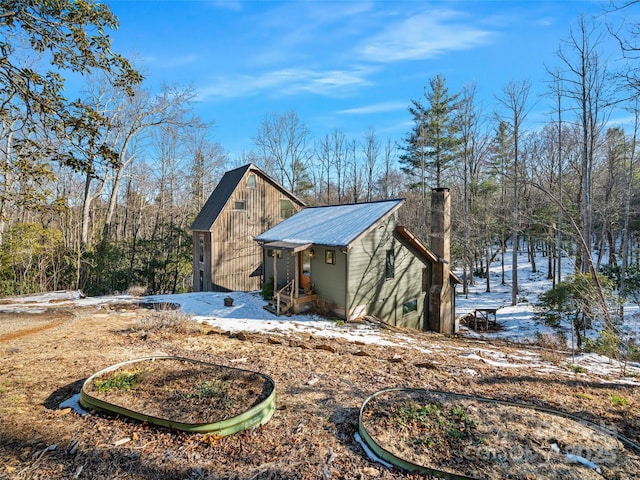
[255,199,404,247]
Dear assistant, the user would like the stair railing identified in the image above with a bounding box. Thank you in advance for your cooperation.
[275,279,295,315]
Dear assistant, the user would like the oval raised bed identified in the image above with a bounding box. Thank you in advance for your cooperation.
[80,356,275,435]
[359,388,640,479]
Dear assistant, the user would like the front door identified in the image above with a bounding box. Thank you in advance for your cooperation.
[299,250,312,293]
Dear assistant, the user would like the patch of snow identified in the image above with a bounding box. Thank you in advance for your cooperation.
[59,393,88,416]
[354,432,393,468]
[564,453,602,474]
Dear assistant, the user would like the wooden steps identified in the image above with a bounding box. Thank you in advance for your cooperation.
[263,292,317,316]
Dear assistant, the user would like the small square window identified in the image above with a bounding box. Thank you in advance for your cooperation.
[247,174,256,188]
[280,199,295,219]
[234,200,246,210]
[402,299,418,315]
[325,250,335,265]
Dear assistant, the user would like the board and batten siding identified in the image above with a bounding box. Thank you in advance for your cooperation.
[346,214,428,329]
[208,171,299,291]
[192,231,213,292]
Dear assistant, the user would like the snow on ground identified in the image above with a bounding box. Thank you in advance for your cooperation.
[2,249,640,383]
[454,249,640,382]
[149,291,411,348]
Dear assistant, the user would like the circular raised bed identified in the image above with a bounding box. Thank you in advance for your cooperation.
[80,356,275,435]
[359,388,640,479]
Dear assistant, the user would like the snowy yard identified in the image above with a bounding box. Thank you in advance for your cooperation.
[5,247,640,385]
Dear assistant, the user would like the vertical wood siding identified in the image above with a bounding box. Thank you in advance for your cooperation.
[208,171,302,292]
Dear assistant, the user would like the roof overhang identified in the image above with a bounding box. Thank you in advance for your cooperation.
[395,226,438,263]
[395,226,462,285]
[262,241,313,253]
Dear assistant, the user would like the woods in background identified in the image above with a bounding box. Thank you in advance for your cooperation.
[2,1,640,309]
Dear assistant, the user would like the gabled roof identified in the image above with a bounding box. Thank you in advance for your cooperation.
[190,163,305,231]
[255,199,404,248]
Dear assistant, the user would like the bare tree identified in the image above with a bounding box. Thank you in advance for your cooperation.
[346,138,361,203]
[619,100,639,310]
[552,14,613,273]
[253,111,311,196]
[362,127,380,202]
[315,134,333,204]
[188,119,226,213]
[102,84,196,245]
[331,128,347,204]
[455,83,490,296]
[496,80,531,306]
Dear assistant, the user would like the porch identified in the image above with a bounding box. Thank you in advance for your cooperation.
[261,241,317,316]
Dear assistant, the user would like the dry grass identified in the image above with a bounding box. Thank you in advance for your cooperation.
[1,304,640,479]
[132,309,202,335]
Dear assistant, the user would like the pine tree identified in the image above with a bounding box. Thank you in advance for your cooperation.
[400,74,462,188]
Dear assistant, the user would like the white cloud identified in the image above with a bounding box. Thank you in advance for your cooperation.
[359,9,496,63]
[337,101,407,115]
[196,66,376,101]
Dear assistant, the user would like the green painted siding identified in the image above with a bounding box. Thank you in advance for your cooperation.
[308,246,346,316]
[346,214,428,329]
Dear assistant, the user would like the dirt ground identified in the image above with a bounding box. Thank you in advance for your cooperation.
[1,301,640,480]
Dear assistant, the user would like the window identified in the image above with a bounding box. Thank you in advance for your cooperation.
[402,299,418,315]
[234,200,246,210]
[247,174,256,188]
[280,199,295,219]
[198,234,204,262]
[267,249,281,258]
[199,270,204,291]
[385,249,395,279]
[325,250,335,265]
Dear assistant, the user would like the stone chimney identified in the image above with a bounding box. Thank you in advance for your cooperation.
[428,188,454,334]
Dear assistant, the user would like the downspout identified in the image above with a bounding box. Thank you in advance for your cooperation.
[344,247,349,320]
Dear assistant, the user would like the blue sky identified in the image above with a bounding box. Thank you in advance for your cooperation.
[103,1,632,159]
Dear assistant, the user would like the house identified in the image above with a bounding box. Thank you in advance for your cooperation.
[254,189,460,333]
[190,164,305,292]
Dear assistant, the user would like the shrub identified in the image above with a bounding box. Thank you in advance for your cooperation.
[584,329,622,360]
[126,285,147,296]
[261,276,274,300]
[535,272,618,352]
[133,309,200,334]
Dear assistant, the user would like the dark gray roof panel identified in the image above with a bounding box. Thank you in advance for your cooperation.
[255,199,404,247]
[190,164,250,231]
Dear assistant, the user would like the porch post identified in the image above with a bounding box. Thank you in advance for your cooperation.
[293,252,299,299]
[272,251,277,297]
